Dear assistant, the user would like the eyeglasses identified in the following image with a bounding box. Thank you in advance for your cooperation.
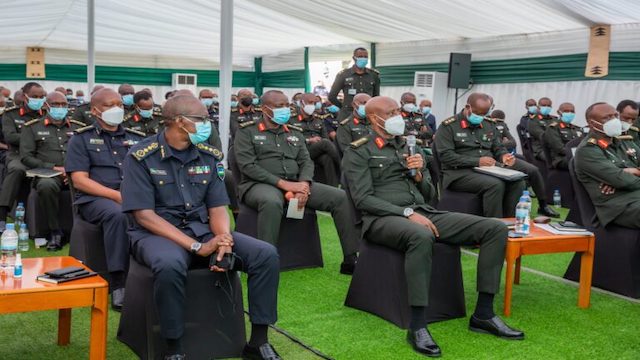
[181,115,209,123]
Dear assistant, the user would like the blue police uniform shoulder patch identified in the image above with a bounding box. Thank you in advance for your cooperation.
[132,142,160,161]
[196,143,223,160]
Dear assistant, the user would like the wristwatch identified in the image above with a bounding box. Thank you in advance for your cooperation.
[403,208,415,218]
[190,242,202,254]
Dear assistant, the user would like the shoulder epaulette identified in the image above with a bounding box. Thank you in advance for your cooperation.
[617,135,634,141]
[350,137,369,148]
[493,118,505,122]
[132,142,159,161]
[253,106,262,112]
[340,118,351,126]
[231,108,238,113]
[3,105,18,113]
[75,125,95,134]
[123,112,134,121]
[484,117,495,123]
[70,120,87,127]
[24,118,41,126]
[288,124,303,132]
[239,120,255,129]
[196,143,223,160]
[587,138,597,145]
[442,116,456,125]
[152,108,162,116]
[629,126,639,132]
[369,68,380,75]
[549,121,558,127]
[125,128,146,137]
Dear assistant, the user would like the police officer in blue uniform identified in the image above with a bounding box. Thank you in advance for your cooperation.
[121,94,281,360]
[66,88,145,311]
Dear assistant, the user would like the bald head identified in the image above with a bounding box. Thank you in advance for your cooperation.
[47,91,67,105]
[163,95,207,122]
[0,87,10,98]
[0,95,6,108]
[118,84,135,96]
[91,85,104,95]
[300,93,317,105]
[558,102,575,113]
[91,88,120,108]
[400,92,416,105]
[352,93,371,108]
[55,87,66,94]
[173,89,195,97]
[365,96,400,131]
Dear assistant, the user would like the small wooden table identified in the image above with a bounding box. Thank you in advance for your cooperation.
[0,256,108,359]
[504,222,595,316]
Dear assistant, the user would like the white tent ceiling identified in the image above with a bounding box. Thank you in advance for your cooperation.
[1,0,640,69]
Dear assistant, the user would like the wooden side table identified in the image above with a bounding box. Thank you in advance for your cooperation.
[504,223,595,316]
[0,256,108,359]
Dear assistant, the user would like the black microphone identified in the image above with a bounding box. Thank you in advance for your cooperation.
[407,135,417,177]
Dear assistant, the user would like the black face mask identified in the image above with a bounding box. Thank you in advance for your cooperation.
[240,97,253,107]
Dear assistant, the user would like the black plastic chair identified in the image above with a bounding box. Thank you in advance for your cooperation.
[516,123,534,163]
[25,187,73,238]
[563,159,640,298]
[563,137,584,225]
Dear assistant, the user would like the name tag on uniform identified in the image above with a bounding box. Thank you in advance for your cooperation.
[497,125,504,130]
[456,133,468,137]
[370,155,388,159]
[254,135,267,141]
[347,89,357,95]
[66,132,74,137]
[149,168,167,175]
[187,165,211,175]
[37,131,50,136]
[89,138,104,145]
[286,136,300,143]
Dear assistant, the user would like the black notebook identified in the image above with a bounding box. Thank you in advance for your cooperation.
[37,271,98,284]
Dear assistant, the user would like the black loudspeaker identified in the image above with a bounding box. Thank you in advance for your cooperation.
[448,53,472,88]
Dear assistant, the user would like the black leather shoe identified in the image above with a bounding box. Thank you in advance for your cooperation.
[164,354,185,360]
[242,343,281,360]
[340,261,356,275]
[538,205,560,218]
[111,288,125,312]
[469,315,525,340]
[407,328,442,357]
[46,233,63,251]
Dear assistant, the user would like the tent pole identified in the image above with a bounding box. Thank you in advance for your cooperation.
[219,0,234,166]
[87,0,95,92]
[304,47,310,93]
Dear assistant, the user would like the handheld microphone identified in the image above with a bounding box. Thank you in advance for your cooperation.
[407,135,417,177]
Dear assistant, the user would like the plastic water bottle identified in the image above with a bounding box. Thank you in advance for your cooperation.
[13,253,22,278]
[18,224,29,252]
[14,202,25,229]
[1,223,19,270]
[522,190,532,205]
[514,196,531,235]
[553,190,562,208]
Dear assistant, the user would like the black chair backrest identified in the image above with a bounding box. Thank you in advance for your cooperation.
[340,173,363,225]
[568,158,599,229]
[516,123,533,162]
[564,136,583,163]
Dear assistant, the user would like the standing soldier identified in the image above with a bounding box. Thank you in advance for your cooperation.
[329,47,380,121]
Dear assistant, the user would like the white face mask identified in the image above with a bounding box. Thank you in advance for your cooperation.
[378,114,405,136]
[98,106,125,126]
[302,104,316,116]
[621,121,632,132]
[402,103,416,113]
[601,118,622,138]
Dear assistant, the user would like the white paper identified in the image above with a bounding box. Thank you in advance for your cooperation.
[286,198,305,219]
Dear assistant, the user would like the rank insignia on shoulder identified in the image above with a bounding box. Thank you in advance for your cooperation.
[196,143,224,160]
[239,120,255,129]
[132,142,159,161]
[75,125,95,134]
[442,116,456,125]
[288,124,303,132]
[24,119,40,126]
[350,137,368,148]
[125,128,146,137]
[340,118,351,125]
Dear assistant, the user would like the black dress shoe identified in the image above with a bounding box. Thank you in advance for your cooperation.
[46,233,63,251]
[538,205,560,218]
[111,288,125,312]
[469,315,525,340]
[406,328,442,357]
[164,354,185,360]
[242,343,281,360]
[340,261,356,275]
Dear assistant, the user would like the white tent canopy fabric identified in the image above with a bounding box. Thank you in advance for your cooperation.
[2,0,640,69]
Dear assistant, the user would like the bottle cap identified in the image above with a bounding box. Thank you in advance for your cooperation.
[20,224,26,229]
[5,223,14,230]
[17,202,23,206]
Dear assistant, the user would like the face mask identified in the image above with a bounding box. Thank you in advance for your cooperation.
[211,97,219,104]
[77,96,84,103]
[539,106,552,116]
[601,118,622,138]
[266,106,291,125]
[26,96,45,111]
[252,98,260,105]
[315,102,322,110]
[302,103,316,116]
[183,118,212,145]
[560,112,575,124]
[528,106,538,114]
[138,108,153,118]
[357,104,366,118]
[378,114,405,136]
[468,112,485,125]
[98,106,125,126]
[230,101,238,107]
[201,98,214,107]
[66,95,73,100]
[240,97,253,107]
[121,94,134,106]
[402,103,416,113]
[421,106,431,115]
[48,106,69,121]
[621,121,632,132]
[327,105,339,113]
[354,57,368,69]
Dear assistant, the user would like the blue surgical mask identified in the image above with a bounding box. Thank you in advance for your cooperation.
[267,106,292,125]
[539,106,552,116]
[211,97,219,104]
[315,102,322,110]
[48,106,68,121]
[76,96,84,103]
[201,98,214,107]
[468,113,485,125]
[26,96,45,111]
[355,57,368,69]
[138,108,153,118]
[528,106,538,114]
[327,105,339,113]
[252,98,259,105]
[184,118,212,145]
[560,112,575,123]
[357,104,366,118]
[421,106,431,115]
[122,94,134,106]
[231,101,238,107]
[66,95,73,100]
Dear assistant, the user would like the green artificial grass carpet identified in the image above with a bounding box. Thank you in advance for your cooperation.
[1,206,639,359]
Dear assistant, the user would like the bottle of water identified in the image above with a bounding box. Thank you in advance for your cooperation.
[18,224,29,252]
[1,223,19,271]
[14,202,25,229]
[514,196,531,235]
[553,190,562,208]
[522,190,532,205]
